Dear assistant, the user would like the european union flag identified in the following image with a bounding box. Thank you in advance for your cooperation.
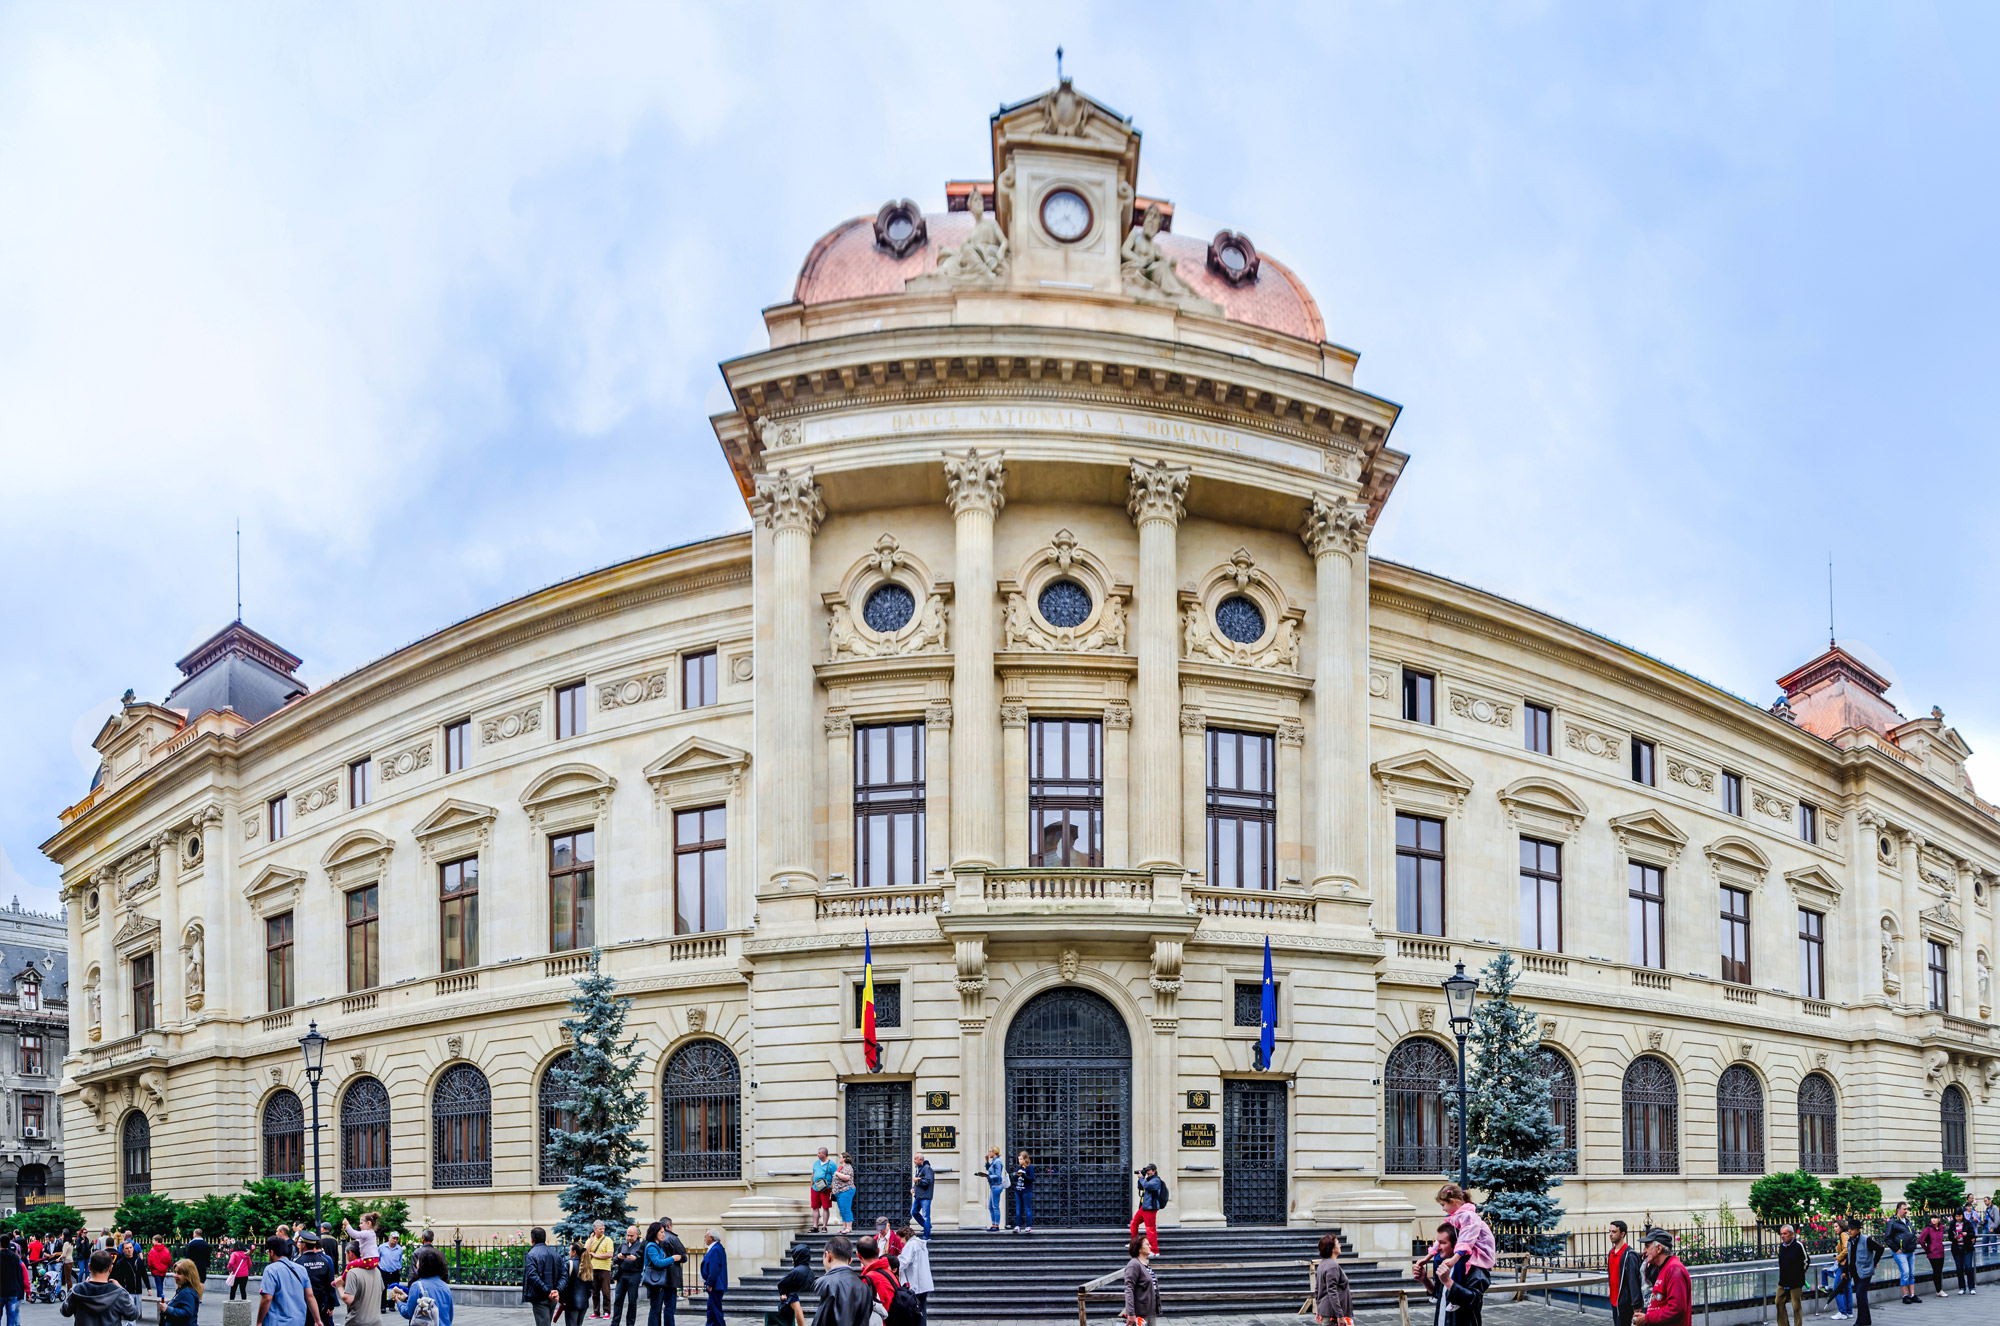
[1258,936,1276,1070]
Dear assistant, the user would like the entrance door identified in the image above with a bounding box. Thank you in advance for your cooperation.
[1005,987,1132,1226]
[845,1081,911,1229]
[1224,1079,1288,1224]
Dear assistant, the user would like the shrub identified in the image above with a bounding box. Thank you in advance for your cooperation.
[1823,1176,1884,1219]
[10,1204,84,1241]
[232,1179,317,1240]
[1903,1170,1967,1213]
[1749,1171,1826,1225]
[114,1193,181,1240]
[177,1194,240,1240]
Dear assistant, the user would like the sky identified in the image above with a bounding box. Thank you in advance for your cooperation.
[3,2,1998,908]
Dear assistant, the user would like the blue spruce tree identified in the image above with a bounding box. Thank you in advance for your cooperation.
[548,951,650,1240]
[1464,951,1567,1253]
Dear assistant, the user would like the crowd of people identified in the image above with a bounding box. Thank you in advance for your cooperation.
[520,1220,729,1326]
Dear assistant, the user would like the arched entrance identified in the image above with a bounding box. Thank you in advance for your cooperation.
[1005,986,1132,1226]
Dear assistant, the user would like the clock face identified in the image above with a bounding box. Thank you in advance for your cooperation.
[1040,188,1092,243]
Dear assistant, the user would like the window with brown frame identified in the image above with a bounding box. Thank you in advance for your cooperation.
[1631,738,1656,787]
[19,982,37,1012]
[674,807,726,935]
[266,912,294,1011]
[1029,718,1102,866]
[555,682,587,740]
[1524,703,1553,755]
[1518,838,1561,952]
[444,719,470,773]
[349,757,374,809]
[132,954,155,1034]
[268,794,290,841]
[346,886,379,993]
[1629,862,1666,969]
[683,650,718,709]
[1401,669,1435,724]
[22,1095,43,1136]
[1394,813,1444,936]
[1798,908,1825,1001]
[20,1034,43,1076]
[1797,801,1818,844]
[854,722,925,888]
[548,830,596,953]
[440,856,479,972]
[1206,729,1275,889]
[1720,887,1752,985]
[1928,940,1950,1012]
[1722,771,1743,817]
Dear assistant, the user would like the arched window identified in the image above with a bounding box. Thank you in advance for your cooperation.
[340,1077,391,1192]
[262,1089,305,1181]
[1717,1065,1764,1175]
[1622,1056,1678,1175]
[1797,1073,1838,1174]
[1942,1084,1968,1173]
[660,1040,741,1182]
[1385,1038,1456,1175]
[16,1163,48,1212]
[539,1052,576,1186]
[1536,1047,1578,1174]
[432,1063,492,1188]
[121,1112,151,1197]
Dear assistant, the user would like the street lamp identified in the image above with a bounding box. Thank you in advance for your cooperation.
[299,1021,329,1235]
[1440,962,1478,1190]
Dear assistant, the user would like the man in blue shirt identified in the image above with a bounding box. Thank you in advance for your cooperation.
[258,1235,323,1326]
[699,1231,726,1326]
[379,1237,405,1310]
[909,1154,935,1240]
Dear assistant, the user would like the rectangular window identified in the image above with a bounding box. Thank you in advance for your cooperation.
[1394,813,1445,936]
[265,912,294,1010]
[1029,718,1103,866]
[1233,980,1280,1028]
[555,682,587,740]
[1628,862,1666,970]
[1797,802,1818,844]
[19,983,37,1012]
[1929,940,1950,1012]
[1206,729,1276,890]
[1631,738,1656,787]
[20,1034,43,1076]
[22,1096,43,1136]
[548,829,597,953]
[683,649,718,709]
[349,758,374,809]
[439,855,480,972]
[1722,771,1743,817]
[345,886,380,993]
[1524,703,1553,756]
[854,979,903,1030]
[1518,838,1562,952]
[132,954,155,1033]
[1401,669,1435,724]
[855,722,926,888]
[1719,886,1752,985]
[268,794,290,842]
[674,807,727,934]
[444,719,470,773]
[1798,908,1825,1001]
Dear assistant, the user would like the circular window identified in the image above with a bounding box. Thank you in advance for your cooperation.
[1040,188,1092,243]
[862,583,916,633]
[1215,596,1266,644]
[886,215,914,245]
[1880,836,1894,859]
[1037,580,1093,628]
[184,834,202,864]
[1217,243,1247,274]
[86,891,98,914]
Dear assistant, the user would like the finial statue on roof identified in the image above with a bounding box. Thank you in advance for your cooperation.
[1040,76,1088,137]
[1056,46,1063,82]
[934,187,1008,283]
[1122,205,1193,299]
[1932,705,1945,721]
[121,689,135,706]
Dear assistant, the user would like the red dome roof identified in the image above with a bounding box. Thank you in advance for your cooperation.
[792,211,1325,344]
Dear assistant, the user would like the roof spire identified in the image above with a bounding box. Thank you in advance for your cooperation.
[1056,45,1064,83]
[1827,551,1834,649]
[236,517,243,624]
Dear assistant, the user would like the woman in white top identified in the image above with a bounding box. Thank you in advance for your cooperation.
[897,1223,934,1324]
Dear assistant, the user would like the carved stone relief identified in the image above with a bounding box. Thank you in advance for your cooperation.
[1448,690,1514,729]
[933,187,1008,283]
[686,1007,708,1034]
[1416,1006,1435,1031]
[481,706,542,745]
[1664,757,1715,793]
[1751,789,1793,821]
[1563,722,1622,762]
[599,671,673,711]
[1300,493,1367,559]
[295,779,341,816]
[379,739,434,782]
[1057,949,1081,982]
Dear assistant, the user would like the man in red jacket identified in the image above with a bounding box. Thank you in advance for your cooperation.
[1641,1230,1691,1326]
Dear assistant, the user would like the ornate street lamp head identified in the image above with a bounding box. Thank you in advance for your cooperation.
[299,1020,329,1085]
[1442,962,1478,1034]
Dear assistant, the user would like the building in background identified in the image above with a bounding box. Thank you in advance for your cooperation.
[41,83,1997,1274]
[0,901,67,1215]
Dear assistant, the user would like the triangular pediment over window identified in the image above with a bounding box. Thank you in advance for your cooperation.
[1372,749,1474,815]
[1786,863,1844,910]
[1610,809,1688,862]
[1497,776,1589,840]
[645,737,749,806]
[243,863,306,916]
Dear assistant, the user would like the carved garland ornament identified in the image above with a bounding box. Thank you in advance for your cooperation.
[1449,689,1514,729]
[1181,549,1303,673]
[481,705,542,745]
[1000,529,1129,655]
[294,779,341,816]
[1564,722,1622,762]
[1751,789,1793,821]
[599,671,673,711]
[379,739,434,782]
[826,533,950,662]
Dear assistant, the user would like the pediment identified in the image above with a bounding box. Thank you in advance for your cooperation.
[1785,864,1844,907]
[321,829,394,870]
[411,798,499,841]
[243,864,306,916]
[1372,750,1474,813]
[644,737,750,784]
[520,763,617,811]
[111,911,161,952]
[1705,835,1773,883]
[1610,809,1688,861]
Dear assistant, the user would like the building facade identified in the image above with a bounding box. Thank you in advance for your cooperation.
[0,902,68,1216]
[44,84,1998,1271]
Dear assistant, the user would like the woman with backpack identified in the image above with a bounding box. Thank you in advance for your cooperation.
[1011,1152,1035,1234]
[1951,1208,1979,1295]
[896,1223,932,1326]
[1885,1203,1918,1304]
[391,1249,455,1326]
[561,1240,594,1326]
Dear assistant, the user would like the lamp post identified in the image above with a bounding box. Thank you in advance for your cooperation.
[1441,962,1479,1190]
[299,1021,329,1235]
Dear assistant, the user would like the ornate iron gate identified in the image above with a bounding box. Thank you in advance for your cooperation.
[1005,987,1132,1226]
[845,1080,912,1229]
[1224,1079,1287,1224]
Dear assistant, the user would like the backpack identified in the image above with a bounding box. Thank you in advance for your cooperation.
[1155,1178,1169,1209]
[884,1282,923,1326]
[411,1290,441,1325]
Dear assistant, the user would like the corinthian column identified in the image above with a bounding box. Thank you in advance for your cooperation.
[1301,493,1369,894]
[198,804,229,1018]
[755,468,826,891]
[1128,460,1190,870]
[944,450,1006,869]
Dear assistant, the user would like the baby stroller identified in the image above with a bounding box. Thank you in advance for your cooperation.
[31,1261,65,1303]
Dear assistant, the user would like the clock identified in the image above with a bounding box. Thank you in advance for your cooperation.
[1040,188,1092,243]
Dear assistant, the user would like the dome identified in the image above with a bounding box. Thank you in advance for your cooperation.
[792,207,1326,345]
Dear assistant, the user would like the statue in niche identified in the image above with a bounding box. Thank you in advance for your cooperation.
[87,980,101,1034]
[1881,920,1901,995]
[1122,205,1193,299]
[183,923,205,1012]
[1980,953,1992,1011]
[936,188,1008,282]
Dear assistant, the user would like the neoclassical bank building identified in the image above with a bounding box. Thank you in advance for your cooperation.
[45,85,1999,1269]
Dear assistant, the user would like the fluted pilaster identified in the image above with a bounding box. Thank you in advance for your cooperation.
[153,830,183,1025]
[1128,459,1190,869]
[1301,493,1368,893]
[756,467,826,889]
[198,804,228,1019]
[945,450,1006,868]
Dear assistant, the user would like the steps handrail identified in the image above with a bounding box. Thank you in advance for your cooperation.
[1075,1268,1610,1326]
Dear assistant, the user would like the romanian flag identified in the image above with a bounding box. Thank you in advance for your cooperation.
[861,928,881,1072]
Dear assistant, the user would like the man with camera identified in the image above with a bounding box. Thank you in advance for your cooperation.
[1129,1165,1167,1255]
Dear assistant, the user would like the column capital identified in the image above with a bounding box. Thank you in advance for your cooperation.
[1104,700,1132,730]
[943,449,1007,518]
[1178,704,1206,736]
[1300,492,1368,559]
[1126,458,1190,527]
[753,467,826,535]
[925,700,954,729]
